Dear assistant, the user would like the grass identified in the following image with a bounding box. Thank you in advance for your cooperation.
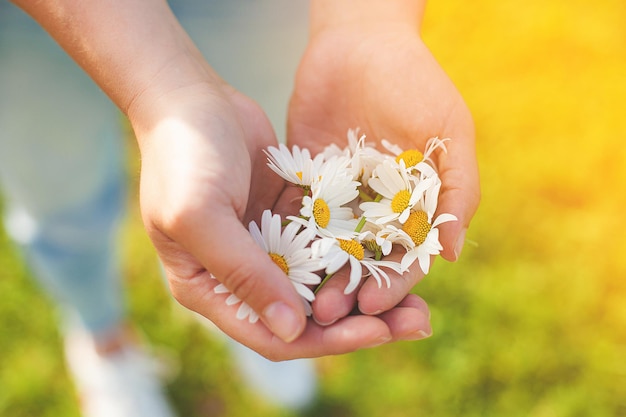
[1,0,625,416]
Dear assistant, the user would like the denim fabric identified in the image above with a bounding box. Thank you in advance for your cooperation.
[0,1,308,334]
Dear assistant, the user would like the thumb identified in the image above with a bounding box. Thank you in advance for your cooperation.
[436,133,481,262]
[179,206,307,343]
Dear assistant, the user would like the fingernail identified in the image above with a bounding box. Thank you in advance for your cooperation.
[454,228,467,261]
[403,328,433,341]
[263,302,303,343]
[313,315,339,327]
[363,335,392,349]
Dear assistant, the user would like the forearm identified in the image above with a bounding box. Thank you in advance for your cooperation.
[309,0,427,35]
[11,0,219,127]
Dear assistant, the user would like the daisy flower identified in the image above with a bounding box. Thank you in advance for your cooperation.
[386,178,457,274]
[346,129,387,188]
[265,144,324,189]
[214,210,324,322]
[359,159,437,225]
[382,136,450,174]
[312,236,403,295]
[289,156,360,239]
[320,129,386,188]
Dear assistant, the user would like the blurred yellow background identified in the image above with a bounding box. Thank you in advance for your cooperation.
[1,1,624,416]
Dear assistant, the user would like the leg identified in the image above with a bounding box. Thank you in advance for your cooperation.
[0,6,176,417]
[0,4,126,337]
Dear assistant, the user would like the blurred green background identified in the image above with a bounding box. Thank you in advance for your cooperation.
[1,0,625,416]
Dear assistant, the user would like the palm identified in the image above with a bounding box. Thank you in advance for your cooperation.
[286,28,479,322]
[288,29,473,159]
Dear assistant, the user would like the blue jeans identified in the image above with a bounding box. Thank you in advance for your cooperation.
[0,0,308,334]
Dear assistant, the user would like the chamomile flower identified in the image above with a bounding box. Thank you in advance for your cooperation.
[289,157,360,239]
[347,129,387,187]
[360,159,437,225]
[312,236,403,294]
[387,178,457,274]
[382,136,450,174]
[213,210,324,322]
[265,144,324,189]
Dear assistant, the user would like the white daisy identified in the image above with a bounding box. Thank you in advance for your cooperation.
[265,144,325,189]
[289,156,360,239]
[346,129,387,188]
[385,178,457,274]
[214,210,324,322]
[312,236,403,295]
[381,136,450,174]
[320,128,387,188]
[359,159,437,225]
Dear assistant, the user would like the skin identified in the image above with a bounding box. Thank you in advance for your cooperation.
[286,1,481,327]
[11,0,479,360]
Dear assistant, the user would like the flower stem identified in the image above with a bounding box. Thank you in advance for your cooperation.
[314,273,334,295]
[354,216,367,233]
[358,189,374,202]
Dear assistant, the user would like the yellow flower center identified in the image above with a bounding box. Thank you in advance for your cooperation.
[396,149,424,168]
[391,189,411,213]
[402,210,431,246]
[313,198,330,228]
[338,239,365,260]
[269,253,289,275]
[295,171,303,181]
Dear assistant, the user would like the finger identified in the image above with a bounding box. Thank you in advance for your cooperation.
[311,268,359,326]
[191,278,397,360]
[436,130,480,262]
[376,294,432,341]
[357,249,426,315]
[172,204,308,343]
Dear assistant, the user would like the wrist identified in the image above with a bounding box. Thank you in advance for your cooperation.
[125,57,224,137]
[310,0,426,36]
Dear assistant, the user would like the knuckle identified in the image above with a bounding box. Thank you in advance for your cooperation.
[220,261,262,304]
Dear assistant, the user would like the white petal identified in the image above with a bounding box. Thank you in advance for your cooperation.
[248,220,267,251]
[289,270,323,285]
[225,293,241,306]
[213,283,230,294]
[267,212,282,252]
[381,139,403,155]
[364,263,385,288]
[432,213,458,228]
[417,250,431,274]
[293,283,316,302]
[344,256,363,294]
[401,250,419,272]
[398,208,410,224]
[327,251,349,274]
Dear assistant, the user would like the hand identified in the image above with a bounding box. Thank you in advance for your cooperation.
[132,80,432,359]
[286,23,480,328]
[14,0,435,359]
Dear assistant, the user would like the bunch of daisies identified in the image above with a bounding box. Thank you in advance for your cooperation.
[215,129,456,323]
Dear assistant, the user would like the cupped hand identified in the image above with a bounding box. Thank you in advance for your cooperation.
[130,80,430,359]
[286,24,480,328]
